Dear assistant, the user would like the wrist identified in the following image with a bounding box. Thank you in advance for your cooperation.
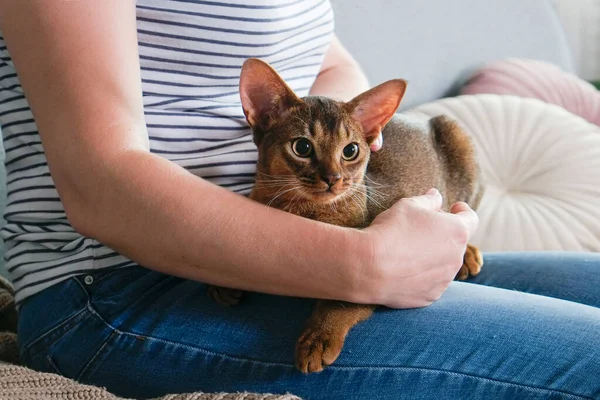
[338,228,382,305]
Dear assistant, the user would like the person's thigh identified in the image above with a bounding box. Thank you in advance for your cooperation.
[20,262,600,400]
[470,252,600,308]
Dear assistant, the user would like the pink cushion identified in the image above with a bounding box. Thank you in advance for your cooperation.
[461,59,600,126]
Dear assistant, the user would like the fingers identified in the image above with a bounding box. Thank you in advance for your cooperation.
[406,188,443,212]
[370,132,383,152]
[451,202,480,237]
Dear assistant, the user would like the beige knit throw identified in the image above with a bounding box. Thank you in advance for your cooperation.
[0,276,301,400]
[0,363,301,400]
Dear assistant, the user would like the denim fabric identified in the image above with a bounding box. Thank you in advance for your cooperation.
[17,252,600,400]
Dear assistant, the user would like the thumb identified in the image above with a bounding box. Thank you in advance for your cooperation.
[451,202,480,236]
[409,188,443,211]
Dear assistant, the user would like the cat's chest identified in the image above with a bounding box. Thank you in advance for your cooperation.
[250,188,369,228]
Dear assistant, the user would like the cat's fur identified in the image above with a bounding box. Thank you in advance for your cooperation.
[207,58,484,374]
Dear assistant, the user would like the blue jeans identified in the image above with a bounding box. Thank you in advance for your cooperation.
[17,252,600,400]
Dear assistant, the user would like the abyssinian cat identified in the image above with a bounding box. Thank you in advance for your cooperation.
[208,58,484,374]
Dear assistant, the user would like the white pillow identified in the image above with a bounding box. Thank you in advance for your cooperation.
[403,94,600,252]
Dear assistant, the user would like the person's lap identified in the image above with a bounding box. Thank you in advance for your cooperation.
[17,252,600,400]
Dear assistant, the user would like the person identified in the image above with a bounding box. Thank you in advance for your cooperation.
[0,1,598,399]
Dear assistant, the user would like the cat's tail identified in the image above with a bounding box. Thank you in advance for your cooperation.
[430,115,485,210]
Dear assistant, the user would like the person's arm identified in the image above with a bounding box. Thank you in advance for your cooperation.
[0,0,359,301]
[310,35,383,151]
[309,35,370,101]
[0,1,478,309]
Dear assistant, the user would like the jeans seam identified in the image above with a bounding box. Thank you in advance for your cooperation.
[75,328,118,382]
[46,354,64,376]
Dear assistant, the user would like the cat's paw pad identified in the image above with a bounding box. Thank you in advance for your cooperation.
[295,327,345,374]
[207,286,244,306]
[456,244,484,281]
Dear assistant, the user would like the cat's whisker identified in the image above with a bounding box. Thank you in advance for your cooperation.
[257,172,297,179]
[266,185,302,208]
[273,182,297,196]
[346,190,367,221]
[366,190,387,203]
[363,175,388,187]
[255,177,298,183]
[352,183,387,203]
[255,179,297,184]
[255,176,299,187]
[330,198,338,214]
[343,187,362,208]
[254,178,301,190]
[288,186,307,212]
[255,182,298,189]
[264,183,296,203]
[364,192,385,211]
[353,182,381,192]
[356,184,384,209]
[354,190,369,215]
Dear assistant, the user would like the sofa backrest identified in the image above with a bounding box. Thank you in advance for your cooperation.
[330,0,575,110]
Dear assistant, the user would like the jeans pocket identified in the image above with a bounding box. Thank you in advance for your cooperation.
[24,306,116,382]
[75,330,119,383]
[21,305,90,367]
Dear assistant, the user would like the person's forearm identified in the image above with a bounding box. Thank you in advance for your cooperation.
[0,1,371,304]
[72,144,368,302]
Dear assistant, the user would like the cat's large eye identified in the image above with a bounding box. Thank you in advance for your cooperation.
[342,143,360,161]
[292,138,313,158]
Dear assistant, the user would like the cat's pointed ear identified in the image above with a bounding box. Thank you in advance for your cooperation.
[240,58,302,132]
[346,79,408,144]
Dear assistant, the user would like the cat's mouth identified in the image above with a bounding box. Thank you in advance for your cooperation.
[304,185,349,204]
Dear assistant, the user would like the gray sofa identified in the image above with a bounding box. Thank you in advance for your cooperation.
[331,0,574,110]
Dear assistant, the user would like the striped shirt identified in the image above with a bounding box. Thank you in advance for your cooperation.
[0,0,335,305]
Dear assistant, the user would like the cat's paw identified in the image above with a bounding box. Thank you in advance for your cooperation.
[207,286,244,306]
[456,244,484,281]
[295,327,345,374]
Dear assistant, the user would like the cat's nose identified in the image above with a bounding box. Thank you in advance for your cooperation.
[323,173,342,187]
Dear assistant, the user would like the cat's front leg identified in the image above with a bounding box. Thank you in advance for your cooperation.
[456,244,484,281]
[296,300,375,374]
[207,285,244,306]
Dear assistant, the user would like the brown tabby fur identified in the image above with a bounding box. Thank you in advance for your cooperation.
[207,58,485,374]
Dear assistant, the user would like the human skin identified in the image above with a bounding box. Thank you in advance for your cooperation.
[0,0,478,309]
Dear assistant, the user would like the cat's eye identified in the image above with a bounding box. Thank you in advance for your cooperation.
[292,138,313,158]
[342,143,359,161]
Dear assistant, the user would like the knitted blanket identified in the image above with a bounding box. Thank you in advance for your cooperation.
[0,276,301,400]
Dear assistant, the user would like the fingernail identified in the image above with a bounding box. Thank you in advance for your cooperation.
[427,188,439,196]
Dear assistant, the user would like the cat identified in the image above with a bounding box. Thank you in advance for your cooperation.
[207,58,485,374]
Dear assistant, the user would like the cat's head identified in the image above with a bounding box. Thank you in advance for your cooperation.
[240,58,407,205]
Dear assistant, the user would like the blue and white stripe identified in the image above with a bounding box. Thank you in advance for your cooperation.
[0,0,334,304]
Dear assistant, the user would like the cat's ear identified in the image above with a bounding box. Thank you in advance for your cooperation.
[346,79,408,144]
[239,58,302,133]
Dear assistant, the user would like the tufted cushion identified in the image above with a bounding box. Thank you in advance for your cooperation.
[461,58,600,126]
[403,94,600,252]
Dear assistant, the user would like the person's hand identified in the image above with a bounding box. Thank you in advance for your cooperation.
[357,189,479,309]
[370,132,383,152]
